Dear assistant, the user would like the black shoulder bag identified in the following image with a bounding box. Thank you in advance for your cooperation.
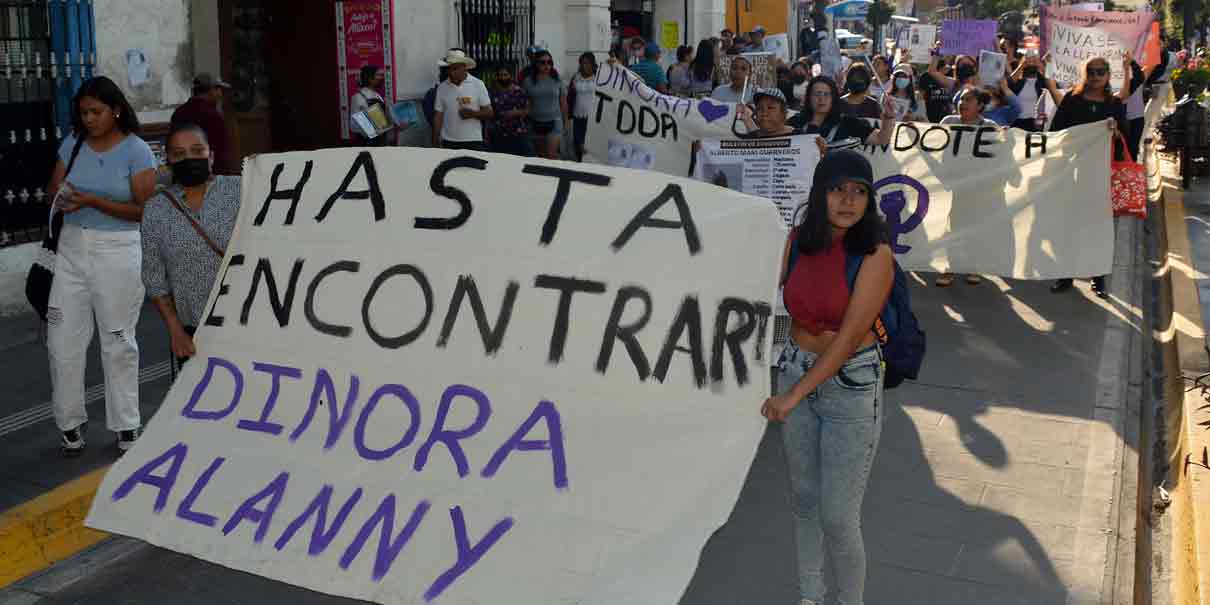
[26,134,87,321]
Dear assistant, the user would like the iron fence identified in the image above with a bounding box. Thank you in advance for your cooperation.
[458,0,534,85]
[0,0,93,247]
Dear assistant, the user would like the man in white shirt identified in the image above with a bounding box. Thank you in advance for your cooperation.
[432,50,494,151]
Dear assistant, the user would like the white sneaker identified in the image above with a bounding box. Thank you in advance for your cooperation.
[801,600,819,605]
[117,427,140,453]
[60,423,86,458]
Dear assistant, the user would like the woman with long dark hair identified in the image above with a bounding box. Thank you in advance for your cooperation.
[763,149,894,605]
[46,76,158,456]
[689,39,719,98]
[523,49,568,159]
[667,45,694,96]
[888,67,925,122]
[788,75,895,147]
[1048,54,1129,297]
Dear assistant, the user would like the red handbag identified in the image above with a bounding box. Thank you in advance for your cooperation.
[1111,133,1146,219]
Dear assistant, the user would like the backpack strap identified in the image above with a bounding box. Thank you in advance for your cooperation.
[845,253,889,345]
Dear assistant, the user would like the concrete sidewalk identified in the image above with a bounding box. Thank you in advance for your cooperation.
[0,234,1145,604]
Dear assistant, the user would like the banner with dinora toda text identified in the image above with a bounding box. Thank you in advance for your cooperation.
[86,148,783,604]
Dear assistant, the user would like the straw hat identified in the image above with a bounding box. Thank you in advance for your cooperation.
[438,49,476,69]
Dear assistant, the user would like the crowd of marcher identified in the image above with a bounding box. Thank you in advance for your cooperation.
[33,26,1184,605]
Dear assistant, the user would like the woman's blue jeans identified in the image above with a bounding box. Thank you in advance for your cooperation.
[775,342,885,605]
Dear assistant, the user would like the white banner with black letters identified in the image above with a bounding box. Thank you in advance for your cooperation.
[86,148,783,604]
[589,90,1115,279]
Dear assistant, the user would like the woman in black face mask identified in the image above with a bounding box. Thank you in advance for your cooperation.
[142,123,241,373]
[838,62,882,119]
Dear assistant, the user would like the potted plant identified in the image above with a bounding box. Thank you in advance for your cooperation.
[1173,51,1210,100]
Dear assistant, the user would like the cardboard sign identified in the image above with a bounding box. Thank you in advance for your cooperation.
[693,136,822,227]
[906,25,937,64]
[87,147,783,604]
[718,52,777,90]
[940,20,998,57]
[1041,7,1154,88]
[978,50,1008,85]
[764,33,791,63]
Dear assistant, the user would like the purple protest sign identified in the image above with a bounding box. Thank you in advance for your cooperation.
[940,20,998,57]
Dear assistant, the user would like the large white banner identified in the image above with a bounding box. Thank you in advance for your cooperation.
[860,121,1112,278]
[585,62,743,176]
[87,148,783,604]
[590,91,1115,278]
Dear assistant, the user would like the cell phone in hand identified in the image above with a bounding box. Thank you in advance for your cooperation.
[52,183,75,209]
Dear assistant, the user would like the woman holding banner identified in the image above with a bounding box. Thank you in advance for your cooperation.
[763,149,893,605]
[935,87,1002,287]
[788,76,895,148]
[1048,54,1129,297]
[735,88,797,138]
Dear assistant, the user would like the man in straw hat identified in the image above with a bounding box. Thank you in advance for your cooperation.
[431,49,493,151]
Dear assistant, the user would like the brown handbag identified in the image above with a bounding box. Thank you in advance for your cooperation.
[162,189,225,257]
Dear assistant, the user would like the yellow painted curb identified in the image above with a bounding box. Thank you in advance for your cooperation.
[1159,174,1210,605]
[0,466,110,589]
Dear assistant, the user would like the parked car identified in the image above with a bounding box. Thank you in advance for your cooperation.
[836,30,872,57]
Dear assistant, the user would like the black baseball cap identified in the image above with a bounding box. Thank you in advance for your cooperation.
[815,149,874,191]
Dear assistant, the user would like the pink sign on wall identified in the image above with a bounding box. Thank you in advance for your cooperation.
[336,0,396,139]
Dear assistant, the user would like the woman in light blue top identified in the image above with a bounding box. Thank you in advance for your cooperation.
[46,76,158,456]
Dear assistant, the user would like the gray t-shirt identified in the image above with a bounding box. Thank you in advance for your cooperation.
[711,84,752,104]
[523,76,565,123]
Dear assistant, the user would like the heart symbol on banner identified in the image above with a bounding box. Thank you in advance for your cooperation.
[697,99,730,123]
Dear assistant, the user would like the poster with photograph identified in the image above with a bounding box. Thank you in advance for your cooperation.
[978,50,1008,85]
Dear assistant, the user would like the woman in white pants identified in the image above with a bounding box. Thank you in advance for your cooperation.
[47,76,157,456]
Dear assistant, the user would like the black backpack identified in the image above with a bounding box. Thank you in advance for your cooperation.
[784,244,926,389]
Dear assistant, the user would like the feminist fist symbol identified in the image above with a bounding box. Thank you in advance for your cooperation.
[875,175,929,254]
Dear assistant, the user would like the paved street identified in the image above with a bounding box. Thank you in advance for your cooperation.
[0,259,1143,604]
[0,303,174,512]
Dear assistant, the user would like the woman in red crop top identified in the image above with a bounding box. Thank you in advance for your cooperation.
[761,149,893,605]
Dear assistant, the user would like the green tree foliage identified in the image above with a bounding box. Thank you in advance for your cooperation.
[973,0,1030,20]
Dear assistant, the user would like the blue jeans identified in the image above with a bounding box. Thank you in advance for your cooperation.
[776,342,885,605]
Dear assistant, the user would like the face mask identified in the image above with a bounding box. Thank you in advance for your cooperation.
[172,158,210,187]
[1023,67,1039,78]
[957,65,976,80]
[498,78,512,87]
[894,77,910,89]
[847,78,869,94]
[792,74,807,84]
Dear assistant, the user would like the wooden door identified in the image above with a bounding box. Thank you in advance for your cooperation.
[726,0,790,37]
[219,0,273,169]
[262,0,341,151]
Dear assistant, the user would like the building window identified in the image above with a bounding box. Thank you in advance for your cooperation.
[459,0,534,81]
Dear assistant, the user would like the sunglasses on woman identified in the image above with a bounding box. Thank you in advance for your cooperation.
[1087,67,1108,76]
